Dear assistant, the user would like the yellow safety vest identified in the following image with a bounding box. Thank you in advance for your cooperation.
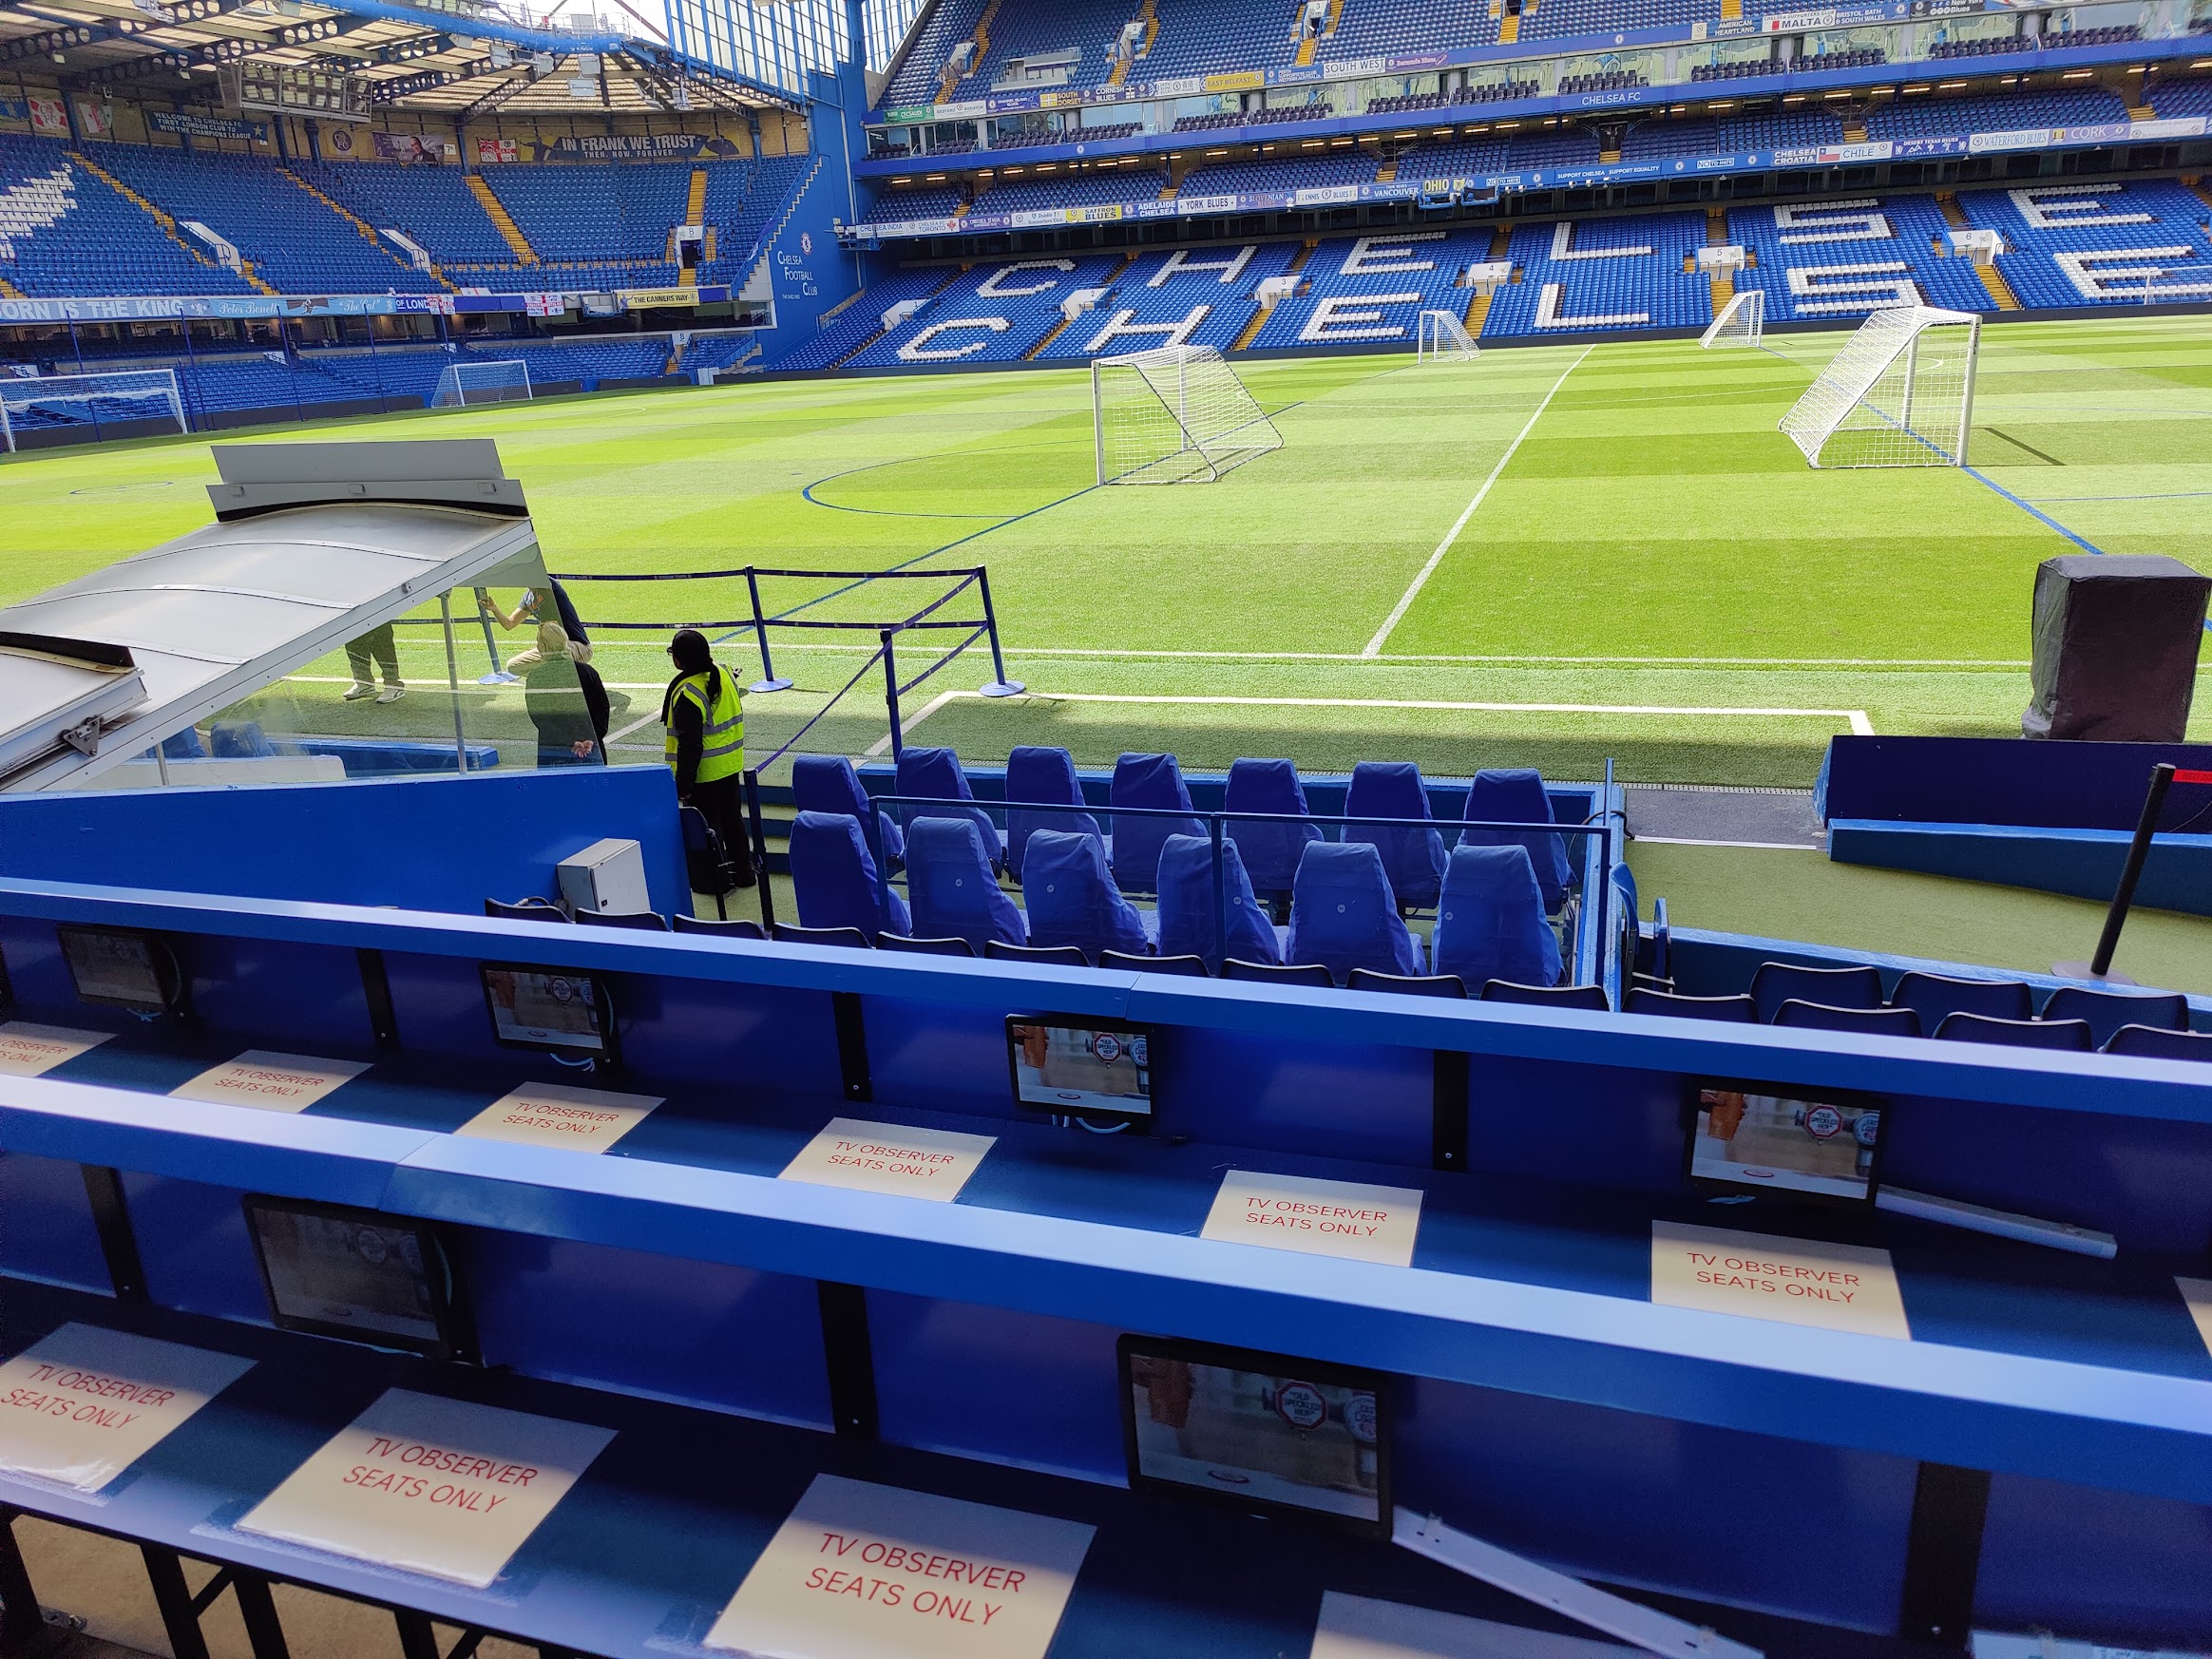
[664,669,745,784]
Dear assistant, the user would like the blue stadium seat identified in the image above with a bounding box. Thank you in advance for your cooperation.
[2040,985,2189,1050]
[1624,988,1756,1022]
[1005,746,1103,875]
[674,915,765,941]
[1889,971,2032,1031]
[2104,1024,2212,1061]
[1936,1013,2093,1051]
[1110,753,1205,896]
[1155,833,1280,972]
[1775,1001,1921,1037]
[1285,842,1423,985]
[575,908,669,931]
[1460,770,1573,913]
[1347,968,1467,999]
[211,721,277,758]
[1750,962,1882,1024]
[895,748,1001,865]
[1223,959,1336,988]
[1020,830,1149,962]
[485,897,569,924]
[1344,761,1448,911]
[985,940,1090,966]
[1224,757,1323,912]
[772,923,871,949]
[790,810,910,943]
[1430,846,1561,990]
[878,932,976,957]
[906,816,1024,954]
[1480,981,1610,1011]
[1101,948,1210,977]
[792,754,905,870]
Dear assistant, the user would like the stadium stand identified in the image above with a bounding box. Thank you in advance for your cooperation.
[478,161,693,276]
[1506,126,1606,169]
[1173,152,1379,193]
[879,0,990,106]
[1557,71,1647,96]
[1324,0,1498,58]
[1035,241,1300,358]
[1522,0,1702,41]
[871,184,971,220]
[1251,226,1499,349]
[766,266,958,371]
[1727,194,1993,322]
[0,136,253,297]
[845,254,1128,368]
[1961,180,2212,307]
[2150,74,2212,117]
[1174,105,1321,132]
[1864,86,2130,139]
[947,0,1132,99]
[980,169,1170,211]
[1136,0,1304,82]
[1394,137,1514,179]
[1926,34,2031,60]
[293,161,515,267]
[1483,211,1710,336]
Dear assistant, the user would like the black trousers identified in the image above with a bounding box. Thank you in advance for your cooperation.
[689,772,756,887]
[345,623,400,687]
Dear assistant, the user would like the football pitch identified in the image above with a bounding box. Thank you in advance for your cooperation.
[4,312,2207,787]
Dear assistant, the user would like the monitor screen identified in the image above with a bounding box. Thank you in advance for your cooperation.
[1118,1337,1387,1535]
[481,963,611,1058]
[244,1197,469,1361]
[1008,1018,1153,1116]
[57,926,175,1014]
[1686,1082,1884,1205]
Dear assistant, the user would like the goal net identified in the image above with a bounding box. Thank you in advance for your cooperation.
[430,359,533,410]
[1417,310,1480,363]
[1092,344,1283,485]
[1701,289,1764,350]
[1779,305,1979,469]
[0,369,187,451]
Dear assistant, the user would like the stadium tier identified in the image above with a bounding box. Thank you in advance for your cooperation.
[0,136,253,297]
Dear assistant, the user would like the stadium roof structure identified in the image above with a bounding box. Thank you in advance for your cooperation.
[0,440,546,793]
[2,0,804,116]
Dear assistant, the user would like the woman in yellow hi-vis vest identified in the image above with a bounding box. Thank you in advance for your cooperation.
[661,629,755,887]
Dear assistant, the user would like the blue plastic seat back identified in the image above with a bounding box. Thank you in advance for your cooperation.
[1005,747,1103,874]
[1625,988,1755,1022]
[2105,1023,2212,1061]
[1936,1012,2092,1051]
[791,810,909,942]
[1750,962,1882,1024]
[211,720,276,759]
[1344,761,1447,910]
[1020,830,1148,962]
[906,815,1025,953]
[1224,758,1322,895]
[1285,841,1423,984]
[894,747,999,858]
[1890,972,2031,1031]
[2041,985,2187,1050]
[160,728,206,761]
[1460,769,1573,912]
[1110,753,1204,895]
[793,753,904,867]
[1431,846,1561,989]
[1776,1000,1921,1037]
[1156,833,1281,972]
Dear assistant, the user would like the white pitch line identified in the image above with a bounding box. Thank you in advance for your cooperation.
[1362,343,1595,659]
[863,687,962,758]
[951,690,1875,735]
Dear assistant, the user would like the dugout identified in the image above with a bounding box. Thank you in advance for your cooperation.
[0,440,582,795]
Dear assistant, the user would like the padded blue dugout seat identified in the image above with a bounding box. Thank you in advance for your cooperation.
[1286,842,1424,984]
[2105,1024,2212,1061]
[211,720,276,758]
[895,748,1001,866]
[1348,968,1467,999]
[1021,830,1149,963]
[1225,758,1323,911]
[1482,981,1609,1011]
[1344,761,1448,911]
[1776,1001,1921,1038]
[1751,962,1883,1025]
[1111,753,1205,896]
[790,810,910,943]
[1460,770,1573,913]
[792,755,904,870]
[1005,746,1103,876]
[1430,846,1561,990]
[906,817,1025,954]
[1101,948,1210,977]
[1890,971,2032,1031]
[1938,1012,2094,1051]
[2041,985,2188,1050]
[1155,833,1281,972]
[1225,959,1336,987]
[986,941,1089,966]
[878,932,975,957]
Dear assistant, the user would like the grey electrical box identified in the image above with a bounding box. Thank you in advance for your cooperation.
[557,838,653,918]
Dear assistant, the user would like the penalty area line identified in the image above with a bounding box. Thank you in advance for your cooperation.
[1362,343,1594,659]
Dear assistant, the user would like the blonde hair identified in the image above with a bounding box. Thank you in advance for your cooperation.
[537,620,571,658]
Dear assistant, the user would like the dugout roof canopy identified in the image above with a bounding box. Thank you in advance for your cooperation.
[0,439,545,793]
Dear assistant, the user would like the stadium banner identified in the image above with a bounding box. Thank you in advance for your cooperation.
[27,96,66,137]
[372,132,440,163]
[477,137,520,163]
[528,133,747,162]
[149,111,270,143]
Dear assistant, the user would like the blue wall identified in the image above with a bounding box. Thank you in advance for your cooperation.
[0,765,689,917]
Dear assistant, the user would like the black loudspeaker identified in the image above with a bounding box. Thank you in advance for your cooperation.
[2023,554,2210,742]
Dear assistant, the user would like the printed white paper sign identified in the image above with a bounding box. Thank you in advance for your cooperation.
[2179,1277,2212,1361]
[455,1079,664,1153]
[237,1388,614,1589]
[1312,1591,1639,1659]
[1651,1220,1910,1340]
[778,1117,996,1202]
[0,1021,110,1077]
[171,1050,371,1114]
[704,1473,1094,1659]
[0,1324,253,1492]
[1201,1170,1425,1268]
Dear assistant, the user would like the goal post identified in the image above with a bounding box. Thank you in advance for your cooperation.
[0,369,187,451]
[1092,344,1284,486]
[1700,289,1764,350]
[1416,309,1480,363]
[430,359,533,410]
[1779,305,1980,469]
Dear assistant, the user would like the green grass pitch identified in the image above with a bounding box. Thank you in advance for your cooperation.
[3,313,2207,788]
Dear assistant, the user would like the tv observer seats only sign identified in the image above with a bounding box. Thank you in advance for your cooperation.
[0,1325,253,1493]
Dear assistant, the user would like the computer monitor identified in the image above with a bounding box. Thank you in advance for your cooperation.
[243,1196,472,1362]
[1007,1017,1154,1119]
[1117,1335,1388,1535]
[56,925,181,1016]
[480,963,616,1061]
[1684,1080,1885,1207]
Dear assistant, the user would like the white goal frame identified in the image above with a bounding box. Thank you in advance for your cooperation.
[1779,305,1979,469]
[1417,309,1480,363]
[1092,344,1283,485]
[0,369,187,451]
[430,358,533,410]
[1700,289,1764,350]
